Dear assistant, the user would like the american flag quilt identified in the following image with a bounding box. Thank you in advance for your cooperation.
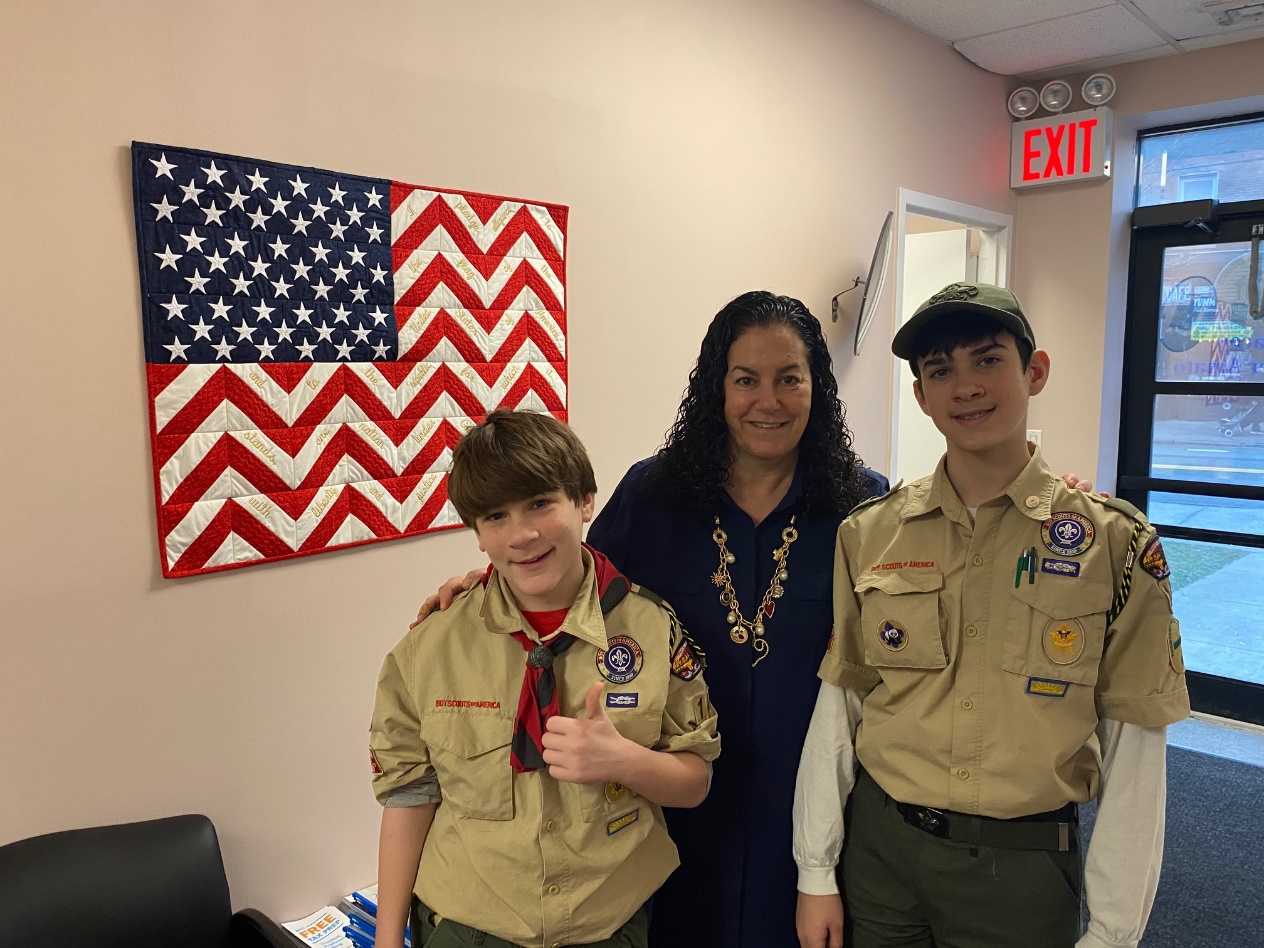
[131,142,568,578]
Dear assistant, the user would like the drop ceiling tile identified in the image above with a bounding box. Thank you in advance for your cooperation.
[1016,44,1175,81]
[864,0,1109,43]
[1133,0,1264,40]
[955,5,1169,75]
[1178,21,1264,45]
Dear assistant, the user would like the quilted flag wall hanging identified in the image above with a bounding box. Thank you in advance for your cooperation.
[130,142,568,577]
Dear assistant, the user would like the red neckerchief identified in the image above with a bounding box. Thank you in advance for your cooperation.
[484,546,630,773]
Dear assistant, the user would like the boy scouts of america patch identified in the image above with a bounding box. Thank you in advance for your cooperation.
[671,638,703,680]
[1041,512,1095,556]
[596,635,643,684]
[369,748,383,776]
[1168,617,1185,674]
[1043,618,1085,664]
[877,619,907,651]
[1140,537,1170,581]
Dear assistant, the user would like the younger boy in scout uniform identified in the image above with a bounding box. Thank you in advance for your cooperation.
[794,283,1188,948]
[370,410,720,948]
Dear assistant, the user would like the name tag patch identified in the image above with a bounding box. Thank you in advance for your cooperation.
[607,809,639,836]
[1027,677,1069,698]
[606,692,639,709]
[1040,558,1080,578]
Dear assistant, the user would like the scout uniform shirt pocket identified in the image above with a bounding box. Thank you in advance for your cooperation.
[855,569,947,669]
[1004,578,1113,686]
[419,712,514,820]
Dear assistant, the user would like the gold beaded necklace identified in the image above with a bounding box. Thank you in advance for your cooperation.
[711,515,798,666]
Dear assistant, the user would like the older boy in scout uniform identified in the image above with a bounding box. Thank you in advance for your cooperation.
[371,410,720,948]
[794,284,1188,948]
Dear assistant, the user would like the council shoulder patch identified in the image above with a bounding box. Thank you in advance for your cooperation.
[1041,512,1095,556]
[1140,536,1170,581]
[369,748,383,776]
[671,638,704,680]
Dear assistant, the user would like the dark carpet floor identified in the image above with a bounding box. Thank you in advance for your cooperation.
[1081,745,1264,947]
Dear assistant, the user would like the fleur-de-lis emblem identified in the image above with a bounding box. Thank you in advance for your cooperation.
[928,283,980,305]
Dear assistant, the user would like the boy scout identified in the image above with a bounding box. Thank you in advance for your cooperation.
[794,283,1189,948]
[370,410,720,948]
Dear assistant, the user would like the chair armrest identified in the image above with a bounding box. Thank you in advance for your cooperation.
[229,908,303,948]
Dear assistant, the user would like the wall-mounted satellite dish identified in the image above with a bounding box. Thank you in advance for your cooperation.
[831,210,894,355]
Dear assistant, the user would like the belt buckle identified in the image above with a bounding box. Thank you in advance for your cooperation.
[914,806,949,838]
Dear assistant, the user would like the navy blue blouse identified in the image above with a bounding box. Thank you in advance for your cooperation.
[586,458,888,948]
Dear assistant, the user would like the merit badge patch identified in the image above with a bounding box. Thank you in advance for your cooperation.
[1041,512,1095,556]
[1043,618,1086,665]
[1169,617,1185,674]
[877,619,908,651]
[1040,558,1081,578]
[606,692,639,709]
[369,748,383,776]
[671,638,703,680]
[596,635,643,684]
[607,809,639,836]
[1141,537,1170,581]
[1026,677,1069,698]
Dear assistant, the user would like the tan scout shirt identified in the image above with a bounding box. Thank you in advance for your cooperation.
[820,449,1188,819]
[371,550,720,948]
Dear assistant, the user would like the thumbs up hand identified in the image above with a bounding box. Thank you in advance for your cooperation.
[542,681,632,785]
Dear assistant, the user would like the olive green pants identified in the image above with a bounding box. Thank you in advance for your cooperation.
[842,771,1082,948]
[410,900,648,948]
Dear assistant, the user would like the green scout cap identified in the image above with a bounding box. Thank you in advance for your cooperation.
[891,282,1036,360]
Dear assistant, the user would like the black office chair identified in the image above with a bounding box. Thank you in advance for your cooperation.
[0,814,297,948]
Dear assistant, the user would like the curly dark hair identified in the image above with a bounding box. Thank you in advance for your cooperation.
[645,290,871,518]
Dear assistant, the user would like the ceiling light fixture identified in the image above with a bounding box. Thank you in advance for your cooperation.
[1039,80,1073,113]
[1007,87,1039,118]
[1081,73,1116,106]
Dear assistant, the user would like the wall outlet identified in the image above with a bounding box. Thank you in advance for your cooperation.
[1027,429,1043,448]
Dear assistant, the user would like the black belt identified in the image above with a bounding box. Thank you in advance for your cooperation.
[869,774,1077,852]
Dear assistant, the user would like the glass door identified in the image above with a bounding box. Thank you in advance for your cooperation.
[1120,202,1264,725]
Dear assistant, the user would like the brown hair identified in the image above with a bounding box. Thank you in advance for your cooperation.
[448,410,597,527]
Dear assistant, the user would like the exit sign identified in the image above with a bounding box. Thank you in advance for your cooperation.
[1010,107,1113,189]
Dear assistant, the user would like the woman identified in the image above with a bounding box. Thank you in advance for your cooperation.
[584,291,883,947]
[419,291,883,947]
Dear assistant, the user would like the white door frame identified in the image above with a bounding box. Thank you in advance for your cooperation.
[889,189,1014,479]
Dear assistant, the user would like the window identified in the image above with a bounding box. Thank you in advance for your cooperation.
[1137,115,1264,207]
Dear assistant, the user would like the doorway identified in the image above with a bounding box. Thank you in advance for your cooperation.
[890,190,1013,484]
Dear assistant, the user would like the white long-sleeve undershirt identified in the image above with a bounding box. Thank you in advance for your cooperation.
[791,680,1169,948]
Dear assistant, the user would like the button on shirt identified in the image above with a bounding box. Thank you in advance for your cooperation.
[820,449,1189,818]
[370,549,721,948]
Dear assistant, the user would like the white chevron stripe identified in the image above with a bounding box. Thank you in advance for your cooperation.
[229,428,295,485]
[203,533,237,569]
[297,483,347,545]
[394,417,451,471]
[393,248,565,309]
[291,423,344,485]
[235,492,299,550]
[164,497,228,563]
[327,514,376,547]
[391,191,560,256]
[397,307,565,361]
[153,364,223,435]
[230,534,265,565]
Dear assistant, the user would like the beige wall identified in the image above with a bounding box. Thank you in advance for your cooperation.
[0,0,1013,918]
[1011,39,1264,488]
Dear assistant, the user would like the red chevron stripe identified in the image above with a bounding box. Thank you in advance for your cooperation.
[163,434,292,506]
[396,364,488,419]
[401,479,453,533]
[343,427,399,482]
[341,369,401,426]
[391,193,564,273]
[168,501,235,572]
[230,503,297,558]
[397,308,565,364]
[294,426,349,491]
[500,365,567,412]
[394,256,563,318]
